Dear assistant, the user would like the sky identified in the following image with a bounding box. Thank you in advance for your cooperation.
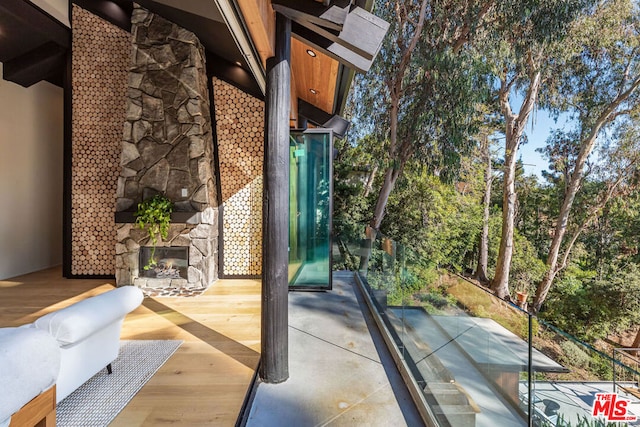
[511,107,572,180]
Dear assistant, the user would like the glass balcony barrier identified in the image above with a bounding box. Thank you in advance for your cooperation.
[334,226,640,427]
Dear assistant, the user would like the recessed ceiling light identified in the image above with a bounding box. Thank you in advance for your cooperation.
[306,49,317,57]
[309,89,318,95]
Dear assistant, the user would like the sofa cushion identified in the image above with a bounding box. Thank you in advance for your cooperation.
[33,286,143,346]
[0,327,60,423]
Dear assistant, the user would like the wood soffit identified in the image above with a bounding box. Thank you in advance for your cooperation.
[291,38,338,114]
[237,0,349,116]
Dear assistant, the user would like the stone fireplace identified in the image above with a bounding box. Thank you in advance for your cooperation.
[115,6,218,291]
[139,246,188,279]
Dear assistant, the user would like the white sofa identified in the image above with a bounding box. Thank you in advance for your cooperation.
[0,327,60,427]
[0,286,143,426]
[27,285,144,402]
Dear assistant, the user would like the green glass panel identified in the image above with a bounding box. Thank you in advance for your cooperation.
[288,130,332,289]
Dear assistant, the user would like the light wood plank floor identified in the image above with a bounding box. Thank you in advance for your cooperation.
[0,266,261,426]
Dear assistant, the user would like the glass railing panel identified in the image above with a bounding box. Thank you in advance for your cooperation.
[336,225,640,426]
[613,348,640,399]
[529,323,640,426]
[403,272,531,426]
[354,231,531,426]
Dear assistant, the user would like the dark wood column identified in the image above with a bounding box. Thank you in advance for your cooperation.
[260,13,291,383]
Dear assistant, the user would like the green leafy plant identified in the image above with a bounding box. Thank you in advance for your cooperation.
[134,194,173,270]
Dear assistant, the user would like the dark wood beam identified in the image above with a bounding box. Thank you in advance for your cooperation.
[271,0,351,30]
[3,42,66,88]
[274,4,389,67]
[298,99,350,139]
[0,0,70,50]
[63,50,73,278]
[291,22,373,73]
[298,98,332,125]
[333,63,354,115]
[260,12,291,384]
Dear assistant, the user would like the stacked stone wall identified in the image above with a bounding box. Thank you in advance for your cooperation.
[115,6,218,289]
[116,6,216,211]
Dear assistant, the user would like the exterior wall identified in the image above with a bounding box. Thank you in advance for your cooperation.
[213,77,264,277]
[70,5,129,276]
[0,64,64,280]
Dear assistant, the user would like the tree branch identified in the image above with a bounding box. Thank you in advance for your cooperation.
[452,1,494,52]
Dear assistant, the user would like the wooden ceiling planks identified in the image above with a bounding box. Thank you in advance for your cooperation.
[236,0,275,67]
[291,38,338,114]
[236,0,341,116]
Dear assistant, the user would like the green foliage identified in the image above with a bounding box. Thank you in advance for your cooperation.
[336,0,640,356]
[542,263,640,340]
[516,174,557,258]
[382,168,482,271]
[134,194,173,270]
[486,214,547,294]
[541,0,640,122]
[135,194,173,244]
[333,136,375,241]
[362,244,441,307]
[418,291,455,314]
[551,413,624,427]
[332,137,377,270]
[559,340,591,369]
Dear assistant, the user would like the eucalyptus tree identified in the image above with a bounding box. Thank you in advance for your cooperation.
[350,0,494,234]
[539,125,640,282]
[475,135,493,284]
[533,0,640,312]
[479,0,592,299]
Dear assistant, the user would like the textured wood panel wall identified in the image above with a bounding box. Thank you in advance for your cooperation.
[71,6,129,275]
[213,78,264,276]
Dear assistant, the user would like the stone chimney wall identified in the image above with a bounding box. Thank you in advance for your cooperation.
[115,5,218,289]
[116,5,216,211]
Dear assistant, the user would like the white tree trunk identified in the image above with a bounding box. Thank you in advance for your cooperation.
[533,75,640,312]
[476,137,491,284]
[491,66,541,299]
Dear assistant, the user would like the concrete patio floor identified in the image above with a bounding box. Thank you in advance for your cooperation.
[244,271,424,426]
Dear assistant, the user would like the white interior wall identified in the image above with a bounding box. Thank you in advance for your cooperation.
[0,63,64,280]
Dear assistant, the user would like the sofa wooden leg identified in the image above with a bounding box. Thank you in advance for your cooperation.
[106,363,113,374]
[34,408,55,427]
[9,385,56,427]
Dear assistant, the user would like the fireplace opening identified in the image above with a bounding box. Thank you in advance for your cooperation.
[139,247,188,279]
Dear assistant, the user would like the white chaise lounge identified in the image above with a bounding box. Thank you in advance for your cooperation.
[30,285,144,402]
[0,285,144,427]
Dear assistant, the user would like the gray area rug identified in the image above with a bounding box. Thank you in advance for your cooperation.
[57,340,182,426]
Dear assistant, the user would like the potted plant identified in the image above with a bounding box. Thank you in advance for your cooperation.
[134,194,173,270]
[516,291,528,303]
